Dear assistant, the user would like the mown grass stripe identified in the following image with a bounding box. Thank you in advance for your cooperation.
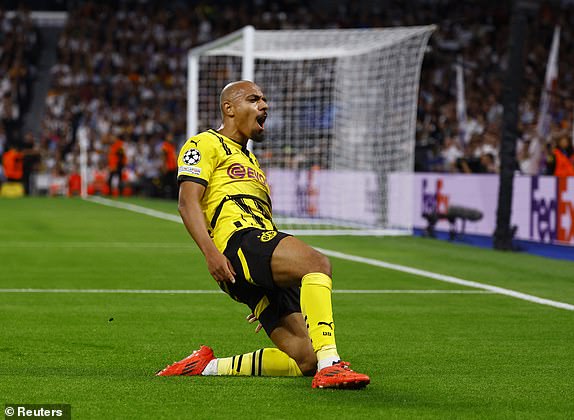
[0,288,492,295]
[84,197,574,311]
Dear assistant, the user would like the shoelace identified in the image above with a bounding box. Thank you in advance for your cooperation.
[332,361,351,370]
[323,362,352,375]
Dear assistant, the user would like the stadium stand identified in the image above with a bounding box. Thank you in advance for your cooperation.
[0,7,41,194]
[1,0,574,196]
[0,7,39,148]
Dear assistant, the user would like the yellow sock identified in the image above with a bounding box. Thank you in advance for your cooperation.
[216,348,302,376]
[301,272,340,368]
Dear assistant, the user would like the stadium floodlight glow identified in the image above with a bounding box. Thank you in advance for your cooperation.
[187,25,435,235]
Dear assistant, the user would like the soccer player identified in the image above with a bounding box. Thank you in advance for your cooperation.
[156,81,370,389]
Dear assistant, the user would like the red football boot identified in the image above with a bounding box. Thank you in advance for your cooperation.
[312,361,370,389]
[156,345,215,376]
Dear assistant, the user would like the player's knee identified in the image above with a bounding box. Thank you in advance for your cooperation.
[311,250,332,277]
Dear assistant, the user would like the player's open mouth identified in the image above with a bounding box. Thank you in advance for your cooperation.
[256,114,267,130]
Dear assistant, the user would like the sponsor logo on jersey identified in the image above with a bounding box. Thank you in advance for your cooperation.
[227,163,247,179]
[179,166,202,175]
[227,163,267,186]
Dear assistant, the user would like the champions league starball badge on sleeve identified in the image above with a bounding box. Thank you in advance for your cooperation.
[183,149,201,165]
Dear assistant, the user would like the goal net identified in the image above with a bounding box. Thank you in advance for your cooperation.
[188,26,435,234]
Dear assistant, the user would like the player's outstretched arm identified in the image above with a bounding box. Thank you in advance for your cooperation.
[178,181,235,284]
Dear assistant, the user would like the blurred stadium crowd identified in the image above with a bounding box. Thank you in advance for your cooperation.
[1,0,574,197]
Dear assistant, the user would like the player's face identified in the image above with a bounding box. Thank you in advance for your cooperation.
[234,84,268,143]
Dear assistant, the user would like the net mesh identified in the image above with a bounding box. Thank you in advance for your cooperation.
[192,26,434,233]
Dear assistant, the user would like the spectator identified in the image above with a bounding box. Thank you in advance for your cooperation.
[441,135,464,172]
[0,8,39,145]
[517,124,544,175]
[0,93,19,145]
[546,134,574,177]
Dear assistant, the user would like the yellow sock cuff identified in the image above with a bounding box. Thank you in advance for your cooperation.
[301,272,332,290]
[216,348,303,377]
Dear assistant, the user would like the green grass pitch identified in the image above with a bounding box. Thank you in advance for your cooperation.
[1,197,573,419]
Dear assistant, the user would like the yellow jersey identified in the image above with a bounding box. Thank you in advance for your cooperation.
[177,129,276,251]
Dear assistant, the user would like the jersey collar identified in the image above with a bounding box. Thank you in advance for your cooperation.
[209,129,250,154]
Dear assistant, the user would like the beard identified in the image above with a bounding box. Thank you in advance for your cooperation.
[250,131,265,143]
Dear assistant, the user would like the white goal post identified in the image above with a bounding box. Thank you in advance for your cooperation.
[187,25,435,234]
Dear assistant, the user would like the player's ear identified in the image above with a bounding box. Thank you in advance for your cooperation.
[222,101,234,117]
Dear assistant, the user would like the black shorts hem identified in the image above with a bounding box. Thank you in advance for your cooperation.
[221,228,301,335]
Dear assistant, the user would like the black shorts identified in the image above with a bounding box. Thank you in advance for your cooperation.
[221,228,301,335]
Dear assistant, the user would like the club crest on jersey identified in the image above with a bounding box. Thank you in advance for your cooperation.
[183,149,201,165]
[258,231,277,242]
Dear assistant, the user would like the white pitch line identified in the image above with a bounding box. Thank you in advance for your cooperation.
[84,197,407,237]
[83,197,574,312]
[316,248,574,312]
[0,288,493,295]
[0,289,222,294]
[85,196,182,223]
[334,289,493,294]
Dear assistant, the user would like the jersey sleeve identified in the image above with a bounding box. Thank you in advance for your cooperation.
[177,136,219,187]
